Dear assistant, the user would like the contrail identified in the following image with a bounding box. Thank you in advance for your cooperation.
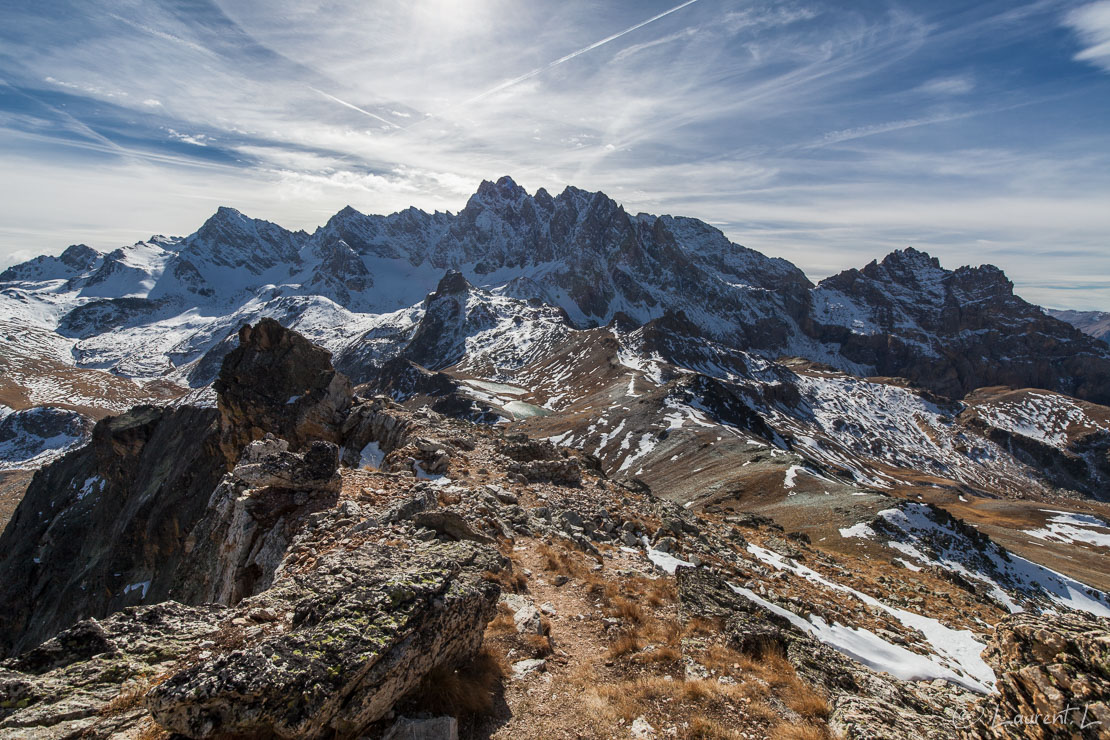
[310,87,396,127]
[461,0,702,106]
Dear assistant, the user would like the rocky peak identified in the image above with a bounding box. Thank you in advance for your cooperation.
[0,244,103,283]
[58,244,101,271]
[471,175,528,205]
[214,318,353,457]
[430,269,471,298]
[185,207,302,273]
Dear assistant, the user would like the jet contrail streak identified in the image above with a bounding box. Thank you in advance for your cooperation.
[461,0,702,106]
[310,87,396,127]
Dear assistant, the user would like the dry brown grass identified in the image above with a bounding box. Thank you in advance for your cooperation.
[136,719,170,740]
[100,683,148,716]
[100,673,169,717]
[485,605,517,637]
[482,567,527,593]
[404,645,506,719]
[786,683,830,720]
[683,616,723,637]
[701,643,757,675]
[635,645,681,664]
[522,633,554,657]
[607,631,644,658]
[536,541,589,578]
[771,722,833,740]
[607,596,645,624]
[684,715,747,739]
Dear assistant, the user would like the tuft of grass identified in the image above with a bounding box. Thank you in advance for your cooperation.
[636,645,681,664]
[607,596,645,625]
[522,633,554,657]
[136,720,170,740]
[607,631,643,658]
[482,567,527,593]
[786,683,830,720]
[683,616,722,637]
[684,715,747,739]
[100,673,169,717]
[771,722,832,740]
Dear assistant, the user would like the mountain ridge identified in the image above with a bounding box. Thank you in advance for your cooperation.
[3,176,1107,409]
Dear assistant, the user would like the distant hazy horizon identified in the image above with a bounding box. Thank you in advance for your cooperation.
[3,0,1109,309]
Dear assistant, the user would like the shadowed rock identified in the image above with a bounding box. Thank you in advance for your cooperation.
[215,317,353,458]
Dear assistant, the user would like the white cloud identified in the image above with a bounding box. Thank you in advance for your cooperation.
[2,1,1110,310]
[916,74,975,95]
[1065,1,1110,71]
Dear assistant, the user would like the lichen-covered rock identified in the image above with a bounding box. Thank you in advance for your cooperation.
[146,540,500,739]
[963,612,1110,739]
[0,602,226,739]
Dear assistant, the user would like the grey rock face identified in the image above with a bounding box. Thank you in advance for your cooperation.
[0,404,227,658]
[170,437,342,606]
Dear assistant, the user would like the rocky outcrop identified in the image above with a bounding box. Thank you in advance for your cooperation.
[0,319,355,658]
[0,321,509,739]
[146,539,500,739]
[965,613,1110,739]
[0,534,501,740]
[214,317,353,458]
[340,397,418,468]
[500,437,582,486]
[170,436,342,606]
[0,603,227,739]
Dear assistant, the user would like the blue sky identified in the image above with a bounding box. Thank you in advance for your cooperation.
[2,0,1109,309]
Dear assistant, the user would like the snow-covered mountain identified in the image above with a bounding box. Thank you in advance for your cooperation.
[4,177,1107,399]
[3,176,1110,506]
[1048,308,1110,344]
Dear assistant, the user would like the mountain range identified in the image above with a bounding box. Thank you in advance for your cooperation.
[1,177,1110,739]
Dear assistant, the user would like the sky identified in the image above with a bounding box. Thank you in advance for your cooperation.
[1,0,1109,309]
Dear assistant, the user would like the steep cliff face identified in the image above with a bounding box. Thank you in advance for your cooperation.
[812,249,1110,404]
[0,319,355,658]
[0,404,225,656]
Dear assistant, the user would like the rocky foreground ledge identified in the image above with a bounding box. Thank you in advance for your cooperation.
[0,319,1107,739]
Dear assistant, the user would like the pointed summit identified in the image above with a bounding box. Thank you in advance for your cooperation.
[431,269,471,298]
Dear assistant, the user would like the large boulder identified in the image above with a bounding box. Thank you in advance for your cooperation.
[215,317,353,458]
[146,539,500,739]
